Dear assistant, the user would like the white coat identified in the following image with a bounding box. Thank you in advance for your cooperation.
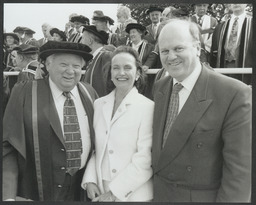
[82,87,154,201]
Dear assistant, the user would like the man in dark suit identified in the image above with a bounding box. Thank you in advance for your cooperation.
[210,4,252,84]
[152,19,251,202]
[3,41,98,201]
[80,25,114,97]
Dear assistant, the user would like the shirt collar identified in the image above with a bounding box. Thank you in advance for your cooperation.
[231,12,246,22]
[93,46,103,58]
[49,77,79,100]
[173,62,202,92]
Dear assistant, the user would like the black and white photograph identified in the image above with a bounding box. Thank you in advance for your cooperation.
[1,1,254,203]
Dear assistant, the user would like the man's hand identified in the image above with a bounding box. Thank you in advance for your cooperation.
[142,65,149,72]
[92,191,117,202]
[86,183,101,200]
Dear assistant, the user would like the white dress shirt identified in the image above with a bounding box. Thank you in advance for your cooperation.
[173,63,202,113]
[49,78,91,169]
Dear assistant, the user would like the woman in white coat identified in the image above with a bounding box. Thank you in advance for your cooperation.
[82,46,154,201]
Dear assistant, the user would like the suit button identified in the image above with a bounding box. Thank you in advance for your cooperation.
[112,169,117,173]
[109,150,114,154]
[187,166,192,172]
[197,142,203,148]
[58,185,62,188]
[61,148,65,152]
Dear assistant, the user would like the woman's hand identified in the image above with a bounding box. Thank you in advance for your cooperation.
[86,183,101,200]
[92,191,117,202]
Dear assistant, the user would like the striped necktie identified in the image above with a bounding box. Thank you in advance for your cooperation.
[63,92,82,176]
[162,83,183,148]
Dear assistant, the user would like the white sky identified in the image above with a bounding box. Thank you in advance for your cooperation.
[3,3,120,40]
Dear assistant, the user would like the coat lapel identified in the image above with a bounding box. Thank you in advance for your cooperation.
[155,66,213,173]
[42,78,65,146]
[152,76,173,168]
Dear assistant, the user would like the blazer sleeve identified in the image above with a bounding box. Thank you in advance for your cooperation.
[216,85,252,202]
[81,152,97,189]
[108,102,154,201]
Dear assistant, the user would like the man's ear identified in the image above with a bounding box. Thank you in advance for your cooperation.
[195,41,201,57]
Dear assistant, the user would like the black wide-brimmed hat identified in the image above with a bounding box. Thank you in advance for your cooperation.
[146,5,164,15]
[39,41,93,62]
[12,44,39,54]
[70,15,90,25]
[50,28,67,41]
[82,25,109,45]
[125,23,148,35]
[4,33,20,43]
[92,10,114,25]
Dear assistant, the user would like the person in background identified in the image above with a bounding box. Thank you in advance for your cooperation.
[69,15,90,43]
[3,33,20,69]
[92,10,118,47]
[82,46,153,202]
[3,41,98,201]
[65,13,78,40]
[80,25,113,97]
[114,5,137,46]
[50,28,67,42]
[144,5,163,46]
[10,44,44,82]
[191,4,218,63]
[13,26,26,43]
[38,23,52,46]
[152,19,251,202]
[210,4,252,85]
[22,27,36,44]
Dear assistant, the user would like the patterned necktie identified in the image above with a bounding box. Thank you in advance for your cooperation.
[63,92,82,176]
[226,17,239,62]
[162,83,183,148]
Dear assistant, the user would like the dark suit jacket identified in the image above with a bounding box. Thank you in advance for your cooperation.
[152,64,251,202]
[144,24,162,45]
[3,78,98,201]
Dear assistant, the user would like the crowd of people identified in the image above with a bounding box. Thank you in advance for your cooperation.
[2,3,252,203]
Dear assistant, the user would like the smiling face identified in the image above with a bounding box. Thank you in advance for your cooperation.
[111,52,139,93]
[149,11,162,24]
[129,28,142,44]
[46,53,85,92]
[159,21,201,82]
[230,4,247,15]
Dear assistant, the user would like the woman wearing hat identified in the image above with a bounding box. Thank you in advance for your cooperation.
[3,33,20,69]
[50,28,67,42]
[125,23,154,66]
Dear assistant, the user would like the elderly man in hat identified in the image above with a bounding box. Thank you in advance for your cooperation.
[13,26,26,43]
[191,4,218,62]
[3,41,98,201]
[68,15,90,43]
[50,28,67,42]
[91,10,118,47]
[21,27,36,44]
[11,44,43,82]
[80,25,113,97]
[144,5,164,46]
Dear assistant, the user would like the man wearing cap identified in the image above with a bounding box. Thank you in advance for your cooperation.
[11,44,42,82]
[144,5,163,46]
[80,25,113,97]
[92,10,118,47]
[65,13,78,40]
[191,4,218,63]
[68,15,90,43]
[50,28,67,42]
[22,27,36,44]
[3,41,98,201]
[13,26,26,43]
